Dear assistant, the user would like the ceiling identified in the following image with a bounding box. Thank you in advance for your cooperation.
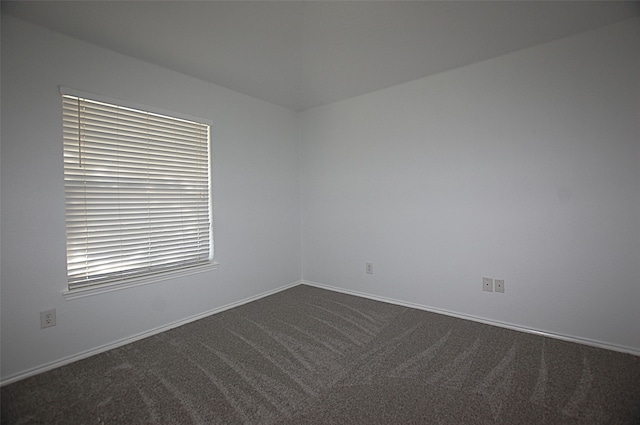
[3,1,639,111]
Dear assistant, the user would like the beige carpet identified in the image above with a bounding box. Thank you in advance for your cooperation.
[3,284,640,424]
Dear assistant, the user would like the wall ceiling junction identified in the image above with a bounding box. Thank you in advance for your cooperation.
[3,0,639,112]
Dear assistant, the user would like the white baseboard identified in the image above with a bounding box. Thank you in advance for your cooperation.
[301,280,640,357]
[1,280,302,386]
[4,278,636,386]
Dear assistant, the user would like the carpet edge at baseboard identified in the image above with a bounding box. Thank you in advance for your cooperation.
[301,280,640,358]
[0,280,303,386]
[5,278,636,386]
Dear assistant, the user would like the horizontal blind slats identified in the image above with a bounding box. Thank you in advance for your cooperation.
[63,137,209,158]
[62,96,206,131]
[63,94,212,289]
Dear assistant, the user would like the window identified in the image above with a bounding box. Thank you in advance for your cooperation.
[62,90,213,290]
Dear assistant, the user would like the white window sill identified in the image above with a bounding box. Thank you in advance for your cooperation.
[62,262,219,301]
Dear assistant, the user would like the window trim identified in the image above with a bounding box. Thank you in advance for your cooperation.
[60,87,216,295]
[60,87,213,127]
[62,261,219,300]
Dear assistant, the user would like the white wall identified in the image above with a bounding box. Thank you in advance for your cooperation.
[2,13,639,384]
[300,18,640,353]
[1,16,301,381]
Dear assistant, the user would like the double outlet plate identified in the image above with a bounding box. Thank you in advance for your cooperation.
[40,309,56,328]
[366,262,374,274]
[483,277,505,293]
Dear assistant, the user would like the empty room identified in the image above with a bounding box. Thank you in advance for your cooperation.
[1,1,639,423]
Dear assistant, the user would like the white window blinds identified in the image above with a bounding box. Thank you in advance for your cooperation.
[62,93,212,290]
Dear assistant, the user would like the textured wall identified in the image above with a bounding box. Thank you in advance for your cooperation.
[1,15,301,381]
[300,18,640,352]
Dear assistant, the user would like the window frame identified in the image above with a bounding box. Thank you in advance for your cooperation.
[60,87,217,299]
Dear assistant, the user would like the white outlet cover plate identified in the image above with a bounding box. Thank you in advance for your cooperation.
[40,309,56,328]
[482,277,493,292]
[495,279,505,293]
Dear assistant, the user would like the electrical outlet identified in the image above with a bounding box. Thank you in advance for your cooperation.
[482,277,493,292]
[40,309,56,329]
[495,279,505,293]
[366,262,373,274]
